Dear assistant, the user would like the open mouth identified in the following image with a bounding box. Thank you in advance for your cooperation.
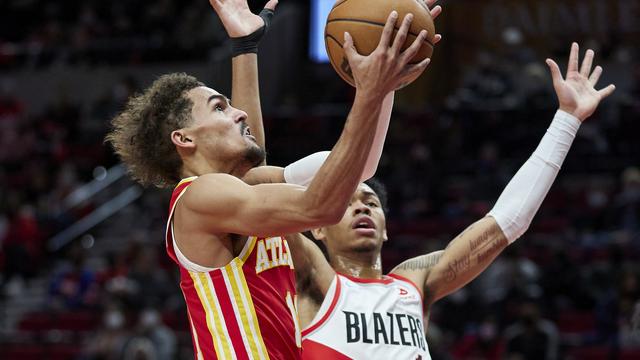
[351,216,376,230]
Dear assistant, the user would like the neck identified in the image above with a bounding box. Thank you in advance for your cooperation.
[180,154,250,179]
[329,251,383,280]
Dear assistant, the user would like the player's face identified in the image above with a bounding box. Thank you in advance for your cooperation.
[183,86,264,168]
[315,183,387,254]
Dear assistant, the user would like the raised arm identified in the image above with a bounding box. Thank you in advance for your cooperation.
[265,1,445,186]
[391,43,615,305]
[179,11,430,251]
[208,0,278,163]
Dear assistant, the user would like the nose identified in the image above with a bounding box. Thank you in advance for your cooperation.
[233,107,248,123]
[352,200,371,216]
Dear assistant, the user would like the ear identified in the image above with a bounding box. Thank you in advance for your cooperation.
[171,130,195,150]
[311,227,326,242]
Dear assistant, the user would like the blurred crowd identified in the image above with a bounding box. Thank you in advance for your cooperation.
[1,1,640,359]
[0,0,227,69]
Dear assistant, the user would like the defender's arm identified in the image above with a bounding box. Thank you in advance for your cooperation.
[392,43,616,305]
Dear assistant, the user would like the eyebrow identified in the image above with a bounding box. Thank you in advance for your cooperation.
[206,94,230,107]
[361,191,380,199]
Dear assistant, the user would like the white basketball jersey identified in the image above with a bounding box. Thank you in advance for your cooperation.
[301,273,431,360]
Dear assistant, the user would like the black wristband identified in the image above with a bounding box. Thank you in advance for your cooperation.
[230,8,275,57]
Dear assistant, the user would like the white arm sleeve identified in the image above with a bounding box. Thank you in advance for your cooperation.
[488,110,581,243]
[362,91,394,180]
[284,91,394,186]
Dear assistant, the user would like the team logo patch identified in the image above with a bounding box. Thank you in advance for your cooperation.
[397,286,419,303]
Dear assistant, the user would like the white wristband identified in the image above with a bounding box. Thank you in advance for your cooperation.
[488,110,581,243]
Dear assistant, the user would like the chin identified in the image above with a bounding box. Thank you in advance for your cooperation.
[244,143,266,167]
[349,237,383,254]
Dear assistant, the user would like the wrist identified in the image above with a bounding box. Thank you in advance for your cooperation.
[354,89,385,107]
[229,8,274,57]
[558,105,586,122]
[555,109,582,128]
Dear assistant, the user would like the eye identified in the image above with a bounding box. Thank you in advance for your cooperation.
[214,104,224,112]
[368,202,379,207]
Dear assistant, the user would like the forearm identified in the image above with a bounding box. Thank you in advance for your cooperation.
[285,91,394,187]
[488,110,581,242]
[232,54,266,161]
[362,91,394,179]
[303,91,383,217]
[427,217,508,303]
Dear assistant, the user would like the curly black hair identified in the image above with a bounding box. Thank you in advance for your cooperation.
[105,73,203,188]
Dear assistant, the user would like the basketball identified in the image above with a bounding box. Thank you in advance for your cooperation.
[325,0,436,87]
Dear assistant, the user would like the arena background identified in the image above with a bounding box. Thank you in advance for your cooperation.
[1,0,639,359]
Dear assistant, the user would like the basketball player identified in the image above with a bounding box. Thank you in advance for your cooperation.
[286,43,616,359]
[105,0,432,358]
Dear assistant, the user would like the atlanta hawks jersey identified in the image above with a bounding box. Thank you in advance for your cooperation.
[166,177,302,360]
[301,273,431,360]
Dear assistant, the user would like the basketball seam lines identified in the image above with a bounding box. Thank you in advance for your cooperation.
[326,18,435,48]
[324,34,353,84]
[331,0,351,12]
[324,33,428,66]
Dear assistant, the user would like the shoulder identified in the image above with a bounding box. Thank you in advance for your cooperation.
[180,173,249,209]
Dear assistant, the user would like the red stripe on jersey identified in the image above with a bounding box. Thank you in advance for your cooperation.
[302,339,352,360]
[209,271,251,360]
[166,178,302,359]
[301,277,342,338]
[180,268,217,359]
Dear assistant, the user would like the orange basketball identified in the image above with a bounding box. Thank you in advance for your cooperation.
[325,0,435,87]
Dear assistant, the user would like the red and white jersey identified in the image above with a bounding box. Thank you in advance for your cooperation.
[301,273,430,360]
[166,177,302,360]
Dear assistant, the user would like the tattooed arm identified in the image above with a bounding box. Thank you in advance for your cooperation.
[391,217,507,306]
[391,44,616,306]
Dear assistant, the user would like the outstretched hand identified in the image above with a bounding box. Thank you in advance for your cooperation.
[546,42,616,121]
[209,0,278,38]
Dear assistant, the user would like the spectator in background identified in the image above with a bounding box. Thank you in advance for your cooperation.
[451,315,504,360]
[82,305,130,360]
[2,203,43,297]
[125,246,175,310]
[613,167,640,233]
[504,300,559,360]
[48,244,99,309]
[124,308,177,360]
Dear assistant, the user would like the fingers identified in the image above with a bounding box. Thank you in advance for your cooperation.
[391,14,414,54]
[589,66,603,86]
[430,5,442,19]
[567,42,580,74]
[546,58,563,84]
[401,30,427,62]
[425,0,438,7]
[343,32,361,61]
[580,49,594,77]
[598,84,616,99]
[433,34,442,44]
[264,0,278,11]
[402,57,431,79]
[378,11,399,49]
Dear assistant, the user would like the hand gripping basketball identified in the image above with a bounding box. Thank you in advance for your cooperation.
[342,11,430,96]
